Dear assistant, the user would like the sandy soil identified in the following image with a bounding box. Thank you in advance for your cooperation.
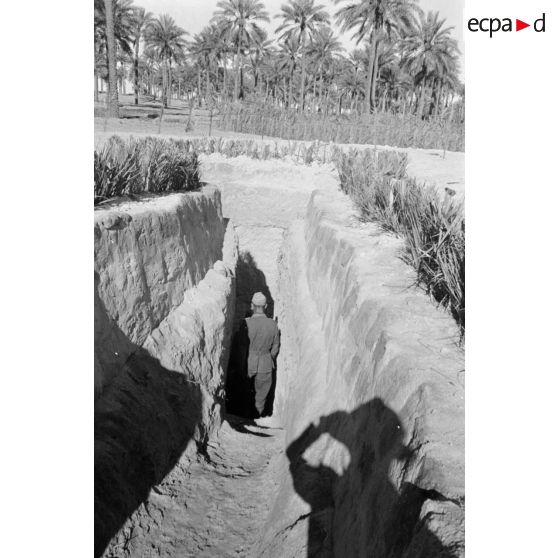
[102,415,285,558]
[94,95,464,197]
[95,97,464,557]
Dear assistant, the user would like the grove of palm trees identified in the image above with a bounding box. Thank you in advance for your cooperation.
[94,3,465,557]
[94,0,464,150]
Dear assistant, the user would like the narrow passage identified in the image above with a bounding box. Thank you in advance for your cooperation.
[103,414,285,557]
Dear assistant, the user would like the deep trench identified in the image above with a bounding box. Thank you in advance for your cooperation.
[96,225,290,558]
[95,175,463,557]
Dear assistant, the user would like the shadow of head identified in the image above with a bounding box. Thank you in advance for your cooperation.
[285,398,459,557]
[287,398,410,474]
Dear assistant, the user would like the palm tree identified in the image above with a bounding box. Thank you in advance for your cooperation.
[400,10,459,118]
[94,25,107,103]
[189,25,223,105]
[209,26,232,100]
[276,0,330,111]
[339,53,366,112]
[276,35,300,107]
[94,0,134,109]
[145,14,188,108]
[116,49,130,94]
[103,0,119,116]
[141,46,159,97]
[248,37,272,95]
[334,0,419,114]
[212,0,270,100]
[307,26,342,110]
[131,7,154,105]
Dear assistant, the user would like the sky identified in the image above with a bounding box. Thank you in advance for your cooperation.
[138,0,464,77]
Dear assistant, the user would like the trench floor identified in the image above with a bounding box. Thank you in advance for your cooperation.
[103,414,285,558]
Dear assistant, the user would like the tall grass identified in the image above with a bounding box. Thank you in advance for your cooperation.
[183,136,409,172]
[94,136,201,205]
[189,136,464,331]
[219,103,464,152]
[337,150,464,333]
[93,135,464,332]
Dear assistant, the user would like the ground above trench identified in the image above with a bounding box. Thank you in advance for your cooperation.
[96,146,464,558]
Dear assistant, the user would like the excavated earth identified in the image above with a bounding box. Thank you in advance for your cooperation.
[95,151,464,558]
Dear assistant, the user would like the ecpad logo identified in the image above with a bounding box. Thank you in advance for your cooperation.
[468,13,546,38]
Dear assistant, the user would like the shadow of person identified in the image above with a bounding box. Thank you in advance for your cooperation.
[286,398,458,558]
[225,414,273,438]
[235,250,274,320]
[95,349,203,557]
[94,279,203,557]
[225,250,279,418]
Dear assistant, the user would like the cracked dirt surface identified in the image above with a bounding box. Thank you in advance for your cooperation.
[103,415,285,558]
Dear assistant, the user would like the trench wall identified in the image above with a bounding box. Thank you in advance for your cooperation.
[260,188,465,557]
[94,188,238,555]
[94,188,231,396]
[201,154,339,328]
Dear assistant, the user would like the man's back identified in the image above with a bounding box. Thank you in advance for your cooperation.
[244,314,280,375]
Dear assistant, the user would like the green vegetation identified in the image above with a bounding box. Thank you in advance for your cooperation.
[94,134,464,331]
[218,103,463,151]
[176,137,408,173]
[336,150,464,332]
[94,0,464,150]
[94,136,201,204]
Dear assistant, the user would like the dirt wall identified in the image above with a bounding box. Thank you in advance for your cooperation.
[263,188,465,557]
[94,189,238,555]
[94,188,228,396]
[201,154,339,327]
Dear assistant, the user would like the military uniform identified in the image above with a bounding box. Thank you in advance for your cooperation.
[240,312,280,416]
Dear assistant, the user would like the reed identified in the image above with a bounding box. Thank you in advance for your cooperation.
[218,103,464,152]
[94,136,201,205]
[336,150,464,333]
[94,136,464,332]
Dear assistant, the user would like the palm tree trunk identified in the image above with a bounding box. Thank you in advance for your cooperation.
[417,72,427,118]
[318,65,324,111]
[167,60,172,107]
[434,81,443,116]
[134,40,140,105]
[370,35,380,112]
[288,65,294,108]
[94,71,99,103]
[161,62,167,108]
[449,93,455,121]
[104,0,119,117]
[364,40,375,114]
[299,35,306,111]
[312,75,317,109]
[234,37,241,100]
[222,56,227,99]
[197,68,202,107]
[381,89,388,112]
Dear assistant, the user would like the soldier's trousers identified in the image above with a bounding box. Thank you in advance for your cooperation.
[254,372,272,415]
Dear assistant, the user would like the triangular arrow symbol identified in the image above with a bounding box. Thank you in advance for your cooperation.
[516,19,530,31]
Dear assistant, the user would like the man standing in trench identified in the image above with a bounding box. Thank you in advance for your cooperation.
[239,292,280,423]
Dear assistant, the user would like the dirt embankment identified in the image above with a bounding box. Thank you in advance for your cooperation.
[94,188,238,555]
[261,186,464,557]
[201,156,464,557]
[95,154,464,558]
